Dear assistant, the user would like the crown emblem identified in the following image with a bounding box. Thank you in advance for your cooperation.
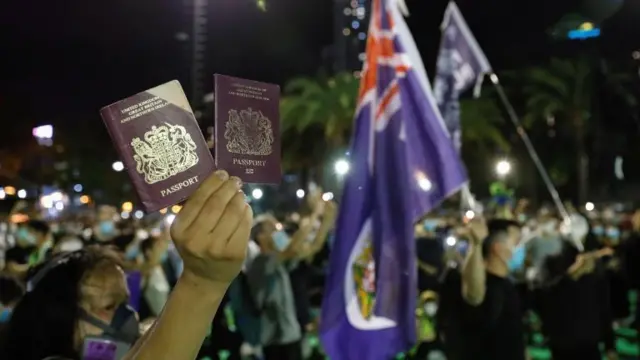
[130,123,199,184]
[224,108,274,156]
[352,239,376,320]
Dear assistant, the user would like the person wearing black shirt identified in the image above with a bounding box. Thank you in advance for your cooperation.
[533,238,616,360]
[439,218,525,360]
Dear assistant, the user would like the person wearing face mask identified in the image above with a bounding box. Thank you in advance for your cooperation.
[438,218,526,360]
[0,247,139,360]
[15,220,54,267]
[0,171,256,360]
[239,215,312,360]
[89,206,119,244]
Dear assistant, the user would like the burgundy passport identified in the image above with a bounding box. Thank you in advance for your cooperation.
[214,74,281,184]
[100,80,215,212]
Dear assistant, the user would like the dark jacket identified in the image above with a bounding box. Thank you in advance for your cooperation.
[534,242,615,350]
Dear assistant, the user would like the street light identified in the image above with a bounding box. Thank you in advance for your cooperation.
[252,188,264,200]
[495,160,511,177]
[296,189,305,198]
[334,159,350,175]
[585,202,595,212]
[17,189,27,199]
[112,161,124,172]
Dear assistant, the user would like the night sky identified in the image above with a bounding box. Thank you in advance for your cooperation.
[1,0,639,152]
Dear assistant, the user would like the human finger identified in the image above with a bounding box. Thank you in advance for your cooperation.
[172,170,228,234]
[219,204,253,261]
[186,177,243,248]
[207,191,248,255]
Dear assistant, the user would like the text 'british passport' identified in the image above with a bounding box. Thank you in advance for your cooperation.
[214,74,281,184]
[100,80,215,212]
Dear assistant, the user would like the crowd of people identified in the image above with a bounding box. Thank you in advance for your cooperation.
[0,173,638,360]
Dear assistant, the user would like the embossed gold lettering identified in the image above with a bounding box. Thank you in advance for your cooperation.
[232,158,267,167]
[160,175,200,197]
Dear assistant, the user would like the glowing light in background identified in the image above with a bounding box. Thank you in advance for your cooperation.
[122,201,133,212]
[322,192,334,201]
[79,195,90,204]
[134,210,144,219]
[585,202,595,212]
[252,188,264,200]
[296,189,305,198]
[32,125,53,139]
[165,214,176,226]
[334,159,350,175]
[17,189,27,199]
[495,160,511,176]
[112,161,124,172]
[4,186,16,196]
[171,205,182,213]
[73,184,83,193]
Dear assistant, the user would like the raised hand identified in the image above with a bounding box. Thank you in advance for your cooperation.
[467,217,488,244]
[170,170,253,291]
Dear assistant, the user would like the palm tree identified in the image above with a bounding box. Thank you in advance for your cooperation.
[459,97,510,152]
[280,73,359,182]
[520,57,636,203]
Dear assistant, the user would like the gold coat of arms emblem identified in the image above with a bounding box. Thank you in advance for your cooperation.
[130,123,199,184]
[224,108,274,156]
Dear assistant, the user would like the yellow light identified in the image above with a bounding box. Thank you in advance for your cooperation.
[10,213,29,223]
[159,208,168,214]
[4,186,16,196]
[122,201,133,212]
[171,205,182,213]
[580,22,594,31]
[79,195,90,204]
[343,28,351,36]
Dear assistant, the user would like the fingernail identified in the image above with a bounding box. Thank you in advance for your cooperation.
[215,170,228,180]
[231,177,243,189]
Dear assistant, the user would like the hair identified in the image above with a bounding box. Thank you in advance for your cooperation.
[0,246,121,360]
[250,221,267,241]
[0,275,25,306]
[481,219,521,258]
[111,234,136,253]
[26,220,50,236]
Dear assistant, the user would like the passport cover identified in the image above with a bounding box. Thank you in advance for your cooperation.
[100,80,215,212]
[214,74,281,184]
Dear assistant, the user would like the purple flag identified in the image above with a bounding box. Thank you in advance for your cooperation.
[433,1,492,151]
[319,1,468,360]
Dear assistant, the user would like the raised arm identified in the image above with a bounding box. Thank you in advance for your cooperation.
[461,218,488,306]
[123,170,252,360]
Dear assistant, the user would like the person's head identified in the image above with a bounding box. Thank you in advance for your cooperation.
[4,246,33,279]
[251,215,289,253]
[482,219,522,271]
[94,206,118,241]
[16,220,51,248]
[0,274,25,323]
[111,234,138,261]
[0,247,136,360]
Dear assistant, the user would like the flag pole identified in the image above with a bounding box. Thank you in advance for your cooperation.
[488,74,573,223]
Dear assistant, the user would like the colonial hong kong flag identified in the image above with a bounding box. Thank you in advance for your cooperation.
[319,1,468,359]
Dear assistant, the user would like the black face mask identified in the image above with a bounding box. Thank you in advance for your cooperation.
[80,304,140,360]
